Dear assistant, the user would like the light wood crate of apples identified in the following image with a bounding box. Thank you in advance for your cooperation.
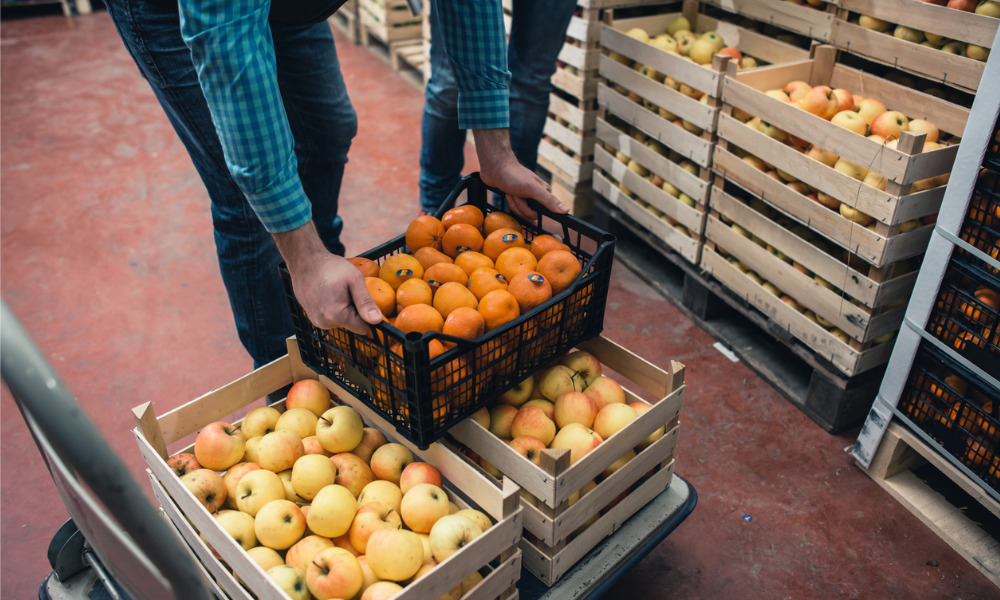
[132,338,523,600]
[360,0,422,45]
[447,335,685,586]
[699,0,839,42]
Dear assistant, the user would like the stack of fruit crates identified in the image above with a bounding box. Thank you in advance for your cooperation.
[446,335,685,586]
[131,338,524,600]
[360,0,422,48]
[703,44,971,377]
[330,0,361,45]
[593,1,809,265]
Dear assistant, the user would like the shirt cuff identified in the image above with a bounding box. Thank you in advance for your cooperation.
[246,176,313,234]
[458,87,510,130]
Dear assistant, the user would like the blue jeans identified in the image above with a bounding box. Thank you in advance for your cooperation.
[104,0,357,368]
[419,0,576,214]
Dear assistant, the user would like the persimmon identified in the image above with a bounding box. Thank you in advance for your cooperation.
[467,267,508,301]
[379,254,424,290]
[432,281,479,319]
[536,249,582,295]
[405,215,446,252]
[507,270,553,313]
[441,204,485,230]
[482,227,527,261]
[441,223,485,258]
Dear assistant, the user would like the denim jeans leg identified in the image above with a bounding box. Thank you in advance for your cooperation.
[418,0,470,215]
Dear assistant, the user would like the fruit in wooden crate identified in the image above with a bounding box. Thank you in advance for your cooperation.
[550,423,604,464]
[166,452,201,477]
[366,528,424,581]
[194,421,247,472]
[286,378,334,416]
[306,546,364,599]
[858,14,892,32]
[267,564,310,600]
[235,469,285,516]
[255,499,307,550]
[977,1,1000,16]
[966,44,991,61]
[429,514,484,563]
[870,110,910,140]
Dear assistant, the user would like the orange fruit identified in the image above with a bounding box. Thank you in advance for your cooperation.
[529,234,571,260]
[423,262,470,287]
[379,253,424,290]
[441,204,485,230]
[454,251,494,276]
[350,256,380,278]
[482,227,527,261]
[432,281,479,319]
[395,278,433,313]
[405,215,445,252]
[467,267,508,301]
[483,211,521,237]
[507,270,553,313]
[478,289,521,332]
[494,246,538,282]
[413,246,453,271]
[365,277,396,317]
[441,223,485,258]
[442,306,486,340]
[394,303,444,335]
[537,249,582,295]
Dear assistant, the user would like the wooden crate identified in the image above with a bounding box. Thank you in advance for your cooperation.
[360,0,422,46]
[329,0,361,45]
[698,0,839,42]
[448,335,685,585]
[132,338,523,600]
[832,0,998,93]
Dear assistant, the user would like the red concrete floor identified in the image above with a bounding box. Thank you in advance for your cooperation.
[1,8,996,600]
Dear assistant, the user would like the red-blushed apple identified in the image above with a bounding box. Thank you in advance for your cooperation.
[787,181,811,196]
[222,461,262,509]
[285,535,335,574]
[798,85,840,120]
[349,501,402,554]
[235,468,286,516]
[365,528,425,581]
[370,442,414,484]
[718,46,743,67]
[508,436,547,466]
[285,378,332,416]
[549,423,604,464]
[246,545,284,574]
[488,404,518,439]
[593,403,640,440]
[415,532,435,565]
[602,450,637,478]
[538,364,584,401]
[243,436,263,464]
[180,468,227,513]
[275,407,319,440]
[307,484,358,538]
[167,452,201,477]
[907,118,939,143]
[553,391,598,429]
[301,435,331,457]
[254,499,306,550]
[330,452,375,498]
[356,555,380,596]
[831,110,868,135]
[831,88,855,112]
[510,405,557,445]
[870,110,909,141]
[783,80,812,102]
[241,405,282,439]
[194,421,246,471]
[316,405,364,454]
[349,427,387,464]
[332,532,361,556]
[428,513,483,563]
[742,155,770,172]
[257,429,305,472]
[214,509,257,550]
[290,453,338,501]
[805,145,839,167]
[584,375,627,411]
[399,461,443,495]
[560,350,603,388]
[400,483,451,533]
[305,547,364,600]
[948,0,977,11]
[629,402,665,448]
[267,565,310,600]
[357,480,404,515]
[361,581,405,600]
[498,375,534,406]
[853,97,887,124]
[521,398,556,421]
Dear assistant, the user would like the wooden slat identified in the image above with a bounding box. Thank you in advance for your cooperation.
[838,0,998,48]
[699,0,836,41]
[600,54,718,130]
[602,22,723,96]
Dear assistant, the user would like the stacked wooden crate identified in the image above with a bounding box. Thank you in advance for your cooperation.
[330,0,361,45]
[360,0,423,49]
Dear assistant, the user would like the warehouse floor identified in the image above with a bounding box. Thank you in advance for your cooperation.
[1,8,997,599]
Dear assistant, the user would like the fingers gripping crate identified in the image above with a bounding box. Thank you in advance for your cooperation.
[447,335,685,586]
[131,338,524,600]
[283,174,616,449]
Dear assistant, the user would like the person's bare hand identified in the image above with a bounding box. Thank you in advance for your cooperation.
[273,222,383,334]
[473,128,569,220]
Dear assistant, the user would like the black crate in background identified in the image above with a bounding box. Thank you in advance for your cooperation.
[983,122,1000,175]
[282,173,616,449]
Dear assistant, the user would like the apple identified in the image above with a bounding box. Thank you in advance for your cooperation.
[764,89,791,103]
[783,80,812,102]
[194,421,246,471]
[285,535,335,574]
[305,547,364,600]
[361,581,405,600]
[214,509,257,550]
[400,483,451,533]
[948,0,977,10]
[467,406,490,429]
[839,203,875,226]
[870,110,909,141]
[833,158,868,180]
[332,532,361,556]
[538,364,585,401]
[688,38,718,64]
[966,44,990,61]
[863,170,888,191]
[798,85,840,120]
[167,452,201,477]
[330,452,375,498]
[549,423,604,464]
[718,46,743,67]
[290,453,338,501]
[306,484,357,539]
[602,450,637,478]
[498,375,534,407]
[258,429,305,472]
[285,378,332,416]
[487,404,519,439]
[246,545,284,573]
[560,350,602,388]
[668,16,690,35]
[301,435,331,457]
[370,442,414,484]
[358,480,404,515]
[316,405,364,454]
[180,468,227,513]
[428,513,483,563]
[853,98,887,124]
[651,34,678,53]
[349,501,402,554]
[941,40,965,54]
[510,405,557,445]
[520,398,556,422]
[748,117,789,143]
[235,468,286,516]
[254,499,306,550]
[976,1,1000,17]
[805,145,839,167]
[831,110,868,135]
[222,461,262,509]
[742,155,769,172]
[629,402,665,448]
[594,403,640,439]
[267,565,310,600]
[277,468,307,504]
[243,436,263,464]
[893,25,925,43]
[241,406,282,439]
[584,375,627,411]
[355,555,380,595]
[350,427,388,464]
[858,14,892,31]
[399,461,443,495]
[553,391,598,429]
[831,88,855,112]
[366,528,425,581]
[741,56,758,69]
[275,407,320,440]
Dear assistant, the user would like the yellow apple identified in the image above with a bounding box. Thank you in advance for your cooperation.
[429,514,483,563]
[246,545,284,573]
[453,508,492,532]
[257,429,305,473]
[194,421,246,472]
[360,581,405,600]
[285,535,335,574]
[214,509,257,550]
[290,453,338,501]
[365,528,424,581]
[330,452,375,498]
[267,565,310,600]
[222,461,262,510]
[241,406,282,439]
[357,480,404,515]
[254,499,306,550]
[316,405,365,454]
[349,501,402,554]
[602,450,637,478]
[510,405,557,445]
[400,483,451,533]
[550,423,604,464]
[349,427,388,464]
[275,407,319,440]
[370,442,415,484]
[629,402,665,449]
[235,469,286,517]
[307,484,358,538]
[285,378,332,416]
[498,375,534,407]
[593,403,639,439]
[399,461,443,495]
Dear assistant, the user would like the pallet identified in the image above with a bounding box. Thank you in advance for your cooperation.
[329,0,361,45]
[390,38,428,85]
[855,420,1000,587]
[597,197,887,432]
[359,0,422,47]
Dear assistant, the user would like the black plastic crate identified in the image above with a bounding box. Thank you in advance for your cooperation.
[282,173,616,448]
[983,122,1000,175]
[898,342,1000,493]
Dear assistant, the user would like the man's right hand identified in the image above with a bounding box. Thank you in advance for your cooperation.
[273,222,384,334]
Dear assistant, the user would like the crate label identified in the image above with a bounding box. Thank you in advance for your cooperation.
[396,268,414,277]
[456,246,472,254]
[495,273,508,284]
[528,273,545,283]
[502,233,520,242]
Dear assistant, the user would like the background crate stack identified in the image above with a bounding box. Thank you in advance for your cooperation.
[447,336,686,586]
[704,44,970,379]
[360,0,423,59]
[330,0,361,45]
[593,0,810,265]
